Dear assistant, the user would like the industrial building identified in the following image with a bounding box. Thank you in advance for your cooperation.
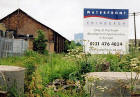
[0,8,69,53]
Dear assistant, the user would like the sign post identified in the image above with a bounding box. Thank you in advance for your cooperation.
[83,8,129,54]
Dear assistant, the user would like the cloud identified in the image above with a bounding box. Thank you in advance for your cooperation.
[19,0,82,40]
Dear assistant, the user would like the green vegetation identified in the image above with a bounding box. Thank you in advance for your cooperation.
[33,30,48,54]
[1,46,140,96]
[64,40,77,52]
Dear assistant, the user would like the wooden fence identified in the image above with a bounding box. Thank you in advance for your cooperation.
[0,38,28,58]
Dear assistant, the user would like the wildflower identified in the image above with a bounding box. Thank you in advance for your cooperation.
[75,81,81,88]
[130,64,137,67]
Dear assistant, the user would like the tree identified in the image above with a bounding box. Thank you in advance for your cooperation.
[33,30,47,54]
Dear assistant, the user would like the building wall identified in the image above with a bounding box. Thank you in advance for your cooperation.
[54,33,66,53]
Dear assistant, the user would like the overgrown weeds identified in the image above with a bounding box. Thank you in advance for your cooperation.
[1,46,140,96]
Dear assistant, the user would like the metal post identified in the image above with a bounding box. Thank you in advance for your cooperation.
[134,12,137,47]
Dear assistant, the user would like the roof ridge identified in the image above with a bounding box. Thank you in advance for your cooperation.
[0,8,70,41]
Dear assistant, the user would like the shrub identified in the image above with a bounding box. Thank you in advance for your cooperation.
[69,41,76,49]
[76,42,82,46]
[64,40,76,52]
[80,62,92,74]
[65,47,92,81]
[33,30,47,54]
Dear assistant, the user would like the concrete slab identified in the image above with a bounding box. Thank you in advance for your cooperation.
[85,72,140,97]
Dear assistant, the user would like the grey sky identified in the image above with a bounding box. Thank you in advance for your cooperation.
[0,0,140,40]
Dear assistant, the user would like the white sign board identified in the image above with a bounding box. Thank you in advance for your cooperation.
[83,9,129,54]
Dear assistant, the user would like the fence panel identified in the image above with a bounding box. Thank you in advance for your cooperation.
[0,38,28,58]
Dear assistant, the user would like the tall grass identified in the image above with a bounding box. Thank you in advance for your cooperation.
[38,53,78,84]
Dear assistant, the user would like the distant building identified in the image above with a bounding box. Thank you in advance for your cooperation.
[0,8,69,53]
[74,33,83,45]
